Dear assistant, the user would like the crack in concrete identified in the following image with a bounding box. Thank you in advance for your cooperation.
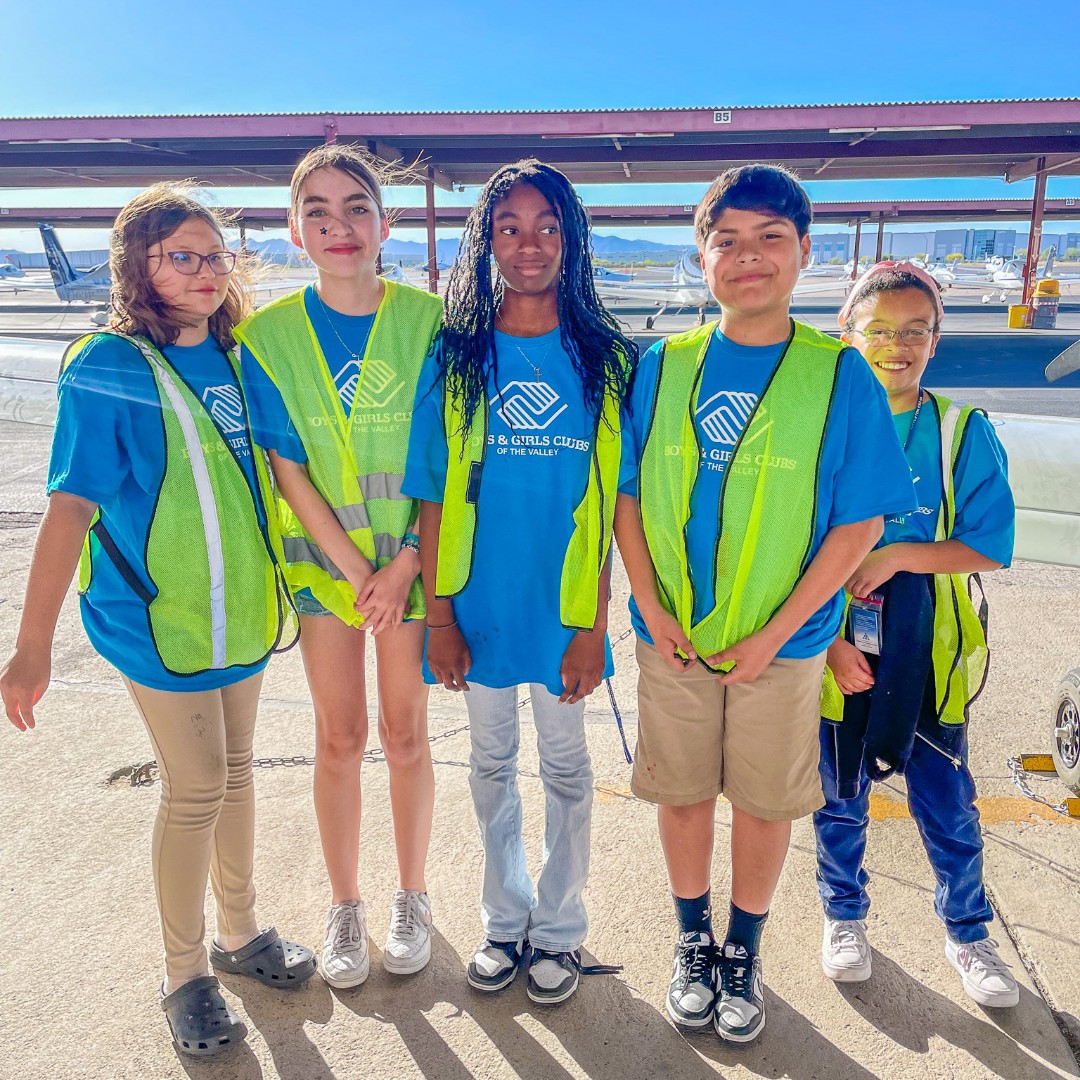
[987,880,1080,1072]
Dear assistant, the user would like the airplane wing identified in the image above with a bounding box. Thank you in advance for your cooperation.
[1046,339,1080,383]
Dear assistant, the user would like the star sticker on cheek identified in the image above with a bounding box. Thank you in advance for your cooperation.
[320,227,328,235]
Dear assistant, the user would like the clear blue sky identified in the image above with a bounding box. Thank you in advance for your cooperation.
[3,1,1080,250]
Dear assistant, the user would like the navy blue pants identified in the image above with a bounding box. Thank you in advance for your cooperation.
[813,721,993,944]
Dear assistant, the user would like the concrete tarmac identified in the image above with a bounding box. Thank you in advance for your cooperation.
[1,424,1079,1079]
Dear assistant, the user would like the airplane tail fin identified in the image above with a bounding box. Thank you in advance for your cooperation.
[38,223,80,287]
[1043,245,1057,279]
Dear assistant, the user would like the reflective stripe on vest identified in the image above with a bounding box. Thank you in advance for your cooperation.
[821,393,990,725]
[64,333,297,676]
[437,379,623,631]
[640,320,842,665]
[234,281,442,626]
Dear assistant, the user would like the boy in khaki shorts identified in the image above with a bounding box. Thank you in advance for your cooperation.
[614,164,915,1043]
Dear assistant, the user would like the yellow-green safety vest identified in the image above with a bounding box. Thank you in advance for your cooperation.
[65,333,298,677]
[436,375,623,632]
[821,392,990,726]
[235,280,442,627]
[639,320,843,666]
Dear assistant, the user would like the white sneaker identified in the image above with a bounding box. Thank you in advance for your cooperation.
[821,918,871,983]
[383,889,433,975]
[320,900,369,988]
[945,935,1019,1008]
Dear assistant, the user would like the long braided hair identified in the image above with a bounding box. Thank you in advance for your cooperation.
[437,159,636,435]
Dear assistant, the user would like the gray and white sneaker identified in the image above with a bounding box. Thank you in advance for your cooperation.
[320,899,369,989]
[467,939,527,992]
[713,943,765,1043]
[821,918,871,983]
[945,935,1019,1007]
[666,931,717,1028]
[383,889,433,975]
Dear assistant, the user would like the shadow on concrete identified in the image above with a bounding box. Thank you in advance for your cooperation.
[216,972,336,1080]
[838,949,1073,1078]
[330,931,728,1080]
[694,991,883,1080]
[175,1040,263,1080]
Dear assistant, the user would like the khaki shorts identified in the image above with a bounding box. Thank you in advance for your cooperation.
[631,637,827,821]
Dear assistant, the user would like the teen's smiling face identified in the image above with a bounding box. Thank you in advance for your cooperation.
[842,286,939,404]
[147,217,232,326]
[490,182,562,298]
[699,207,810,318]
[291,166,389,278]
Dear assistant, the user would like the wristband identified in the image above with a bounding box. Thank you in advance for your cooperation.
[427,620,457,630]
[401,533,420,556]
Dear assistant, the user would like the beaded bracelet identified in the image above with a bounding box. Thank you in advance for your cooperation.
[401,533,420,555]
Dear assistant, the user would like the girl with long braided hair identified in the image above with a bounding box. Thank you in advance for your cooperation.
[403,158,635,1004]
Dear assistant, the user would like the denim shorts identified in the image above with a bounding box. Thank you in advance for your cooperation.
[293,587,334,617]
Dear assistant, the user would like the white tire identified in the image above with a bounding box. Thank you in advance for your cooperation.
[1052,669,1080,795]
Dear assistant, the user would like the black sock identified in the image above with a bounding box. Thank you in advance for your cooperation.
[725,902,767,955]
[673,889,713,937]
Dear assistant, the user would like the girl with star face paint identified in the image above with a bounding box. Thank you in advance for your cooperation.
[236,144,443,990]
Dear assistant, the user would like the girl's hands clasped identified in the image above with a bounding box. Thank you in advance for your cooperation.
[354,553,417,634]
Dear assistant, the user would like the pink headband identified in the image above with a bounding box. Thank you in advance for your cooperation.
[838,260,946,328]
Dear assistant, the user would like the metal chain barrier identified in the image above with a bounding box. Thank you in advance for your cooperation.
[106,628,639,787]
[1006,756,1070,817]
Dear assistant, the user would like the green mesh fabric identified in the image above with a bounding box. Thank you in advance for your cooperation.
[641,321,841,665]
[235,281,441,625]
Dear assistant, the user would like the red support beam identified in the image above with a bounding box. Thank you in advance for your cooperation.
[1021,157,1049,308]
[425,167,438,295]
[874,215,885,262]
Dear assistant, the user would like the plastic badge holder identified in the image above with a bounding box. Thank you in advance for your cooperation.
[849,592,884,656]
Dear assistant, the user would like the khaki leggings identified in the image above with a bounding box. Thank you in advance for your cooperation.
[123,673,263,981]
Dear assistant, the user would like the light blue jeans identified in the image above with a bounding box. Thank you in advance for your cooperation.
[464,682,593,952]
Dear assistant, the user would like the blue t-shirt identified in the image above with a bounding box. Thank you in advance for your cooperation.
[240,284,375,462]
[884,400,1013,565]
[402,327,625,695]
[621,327,917,659]
[47,333,268,691]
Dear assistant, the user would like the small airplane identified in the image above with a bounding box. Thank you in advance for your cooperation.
[0,256,25,279]
[38,223,111,303]
[952,246,1080,304]
[595,250,842,329]
[909,257,956,288]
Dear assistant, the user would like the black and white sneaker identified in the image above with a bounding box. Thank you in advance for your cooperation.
[467,939,527,992]
[666,931,717,1028]
[713,943,765,1043]
[526,949,624,1005]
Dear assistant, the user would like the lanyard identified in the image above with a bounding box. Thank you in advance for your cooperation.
[903,388,924,452]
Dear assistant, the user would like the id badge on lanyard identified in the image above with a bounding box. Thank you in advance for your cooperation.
[849,592,884,656]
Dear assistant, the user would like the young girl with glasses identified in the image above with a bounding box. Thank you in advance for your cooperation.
[403,159,634,1005]
[236,145,442,989]
[815,261,1018,1007]
[0,184,315,1058]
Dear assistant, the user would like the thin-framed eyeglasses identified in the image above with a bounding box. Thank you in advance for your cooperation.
[149,250,238,276]
[855,327,936,346]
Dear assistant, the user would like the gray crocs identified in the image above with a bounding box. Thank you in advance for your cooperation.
[209,926,316,989]
[161,975,247,1058]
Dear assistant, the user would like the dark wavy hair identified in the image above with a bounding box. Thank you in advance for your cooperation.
[437,159,636,435]
[109,183,251,350]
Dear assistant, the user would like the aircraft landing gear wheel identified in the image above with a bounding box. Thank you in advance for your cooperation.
[1052,669,1080,795]
[645,316,654,330]
[698,309,707,326]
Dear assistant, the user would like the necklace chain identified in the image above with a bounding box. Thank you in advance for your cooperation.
[316,289,366,364]
[496,317,555,383]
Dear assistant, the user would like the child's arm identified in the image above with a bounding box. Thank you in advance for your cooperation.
[709,516,884,685]
[826,636,875,695]
[1,491,98,730]
[847,539,1001,600]
[417,498,471,691]
[558,551,613,705]
[613,492,696,672]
